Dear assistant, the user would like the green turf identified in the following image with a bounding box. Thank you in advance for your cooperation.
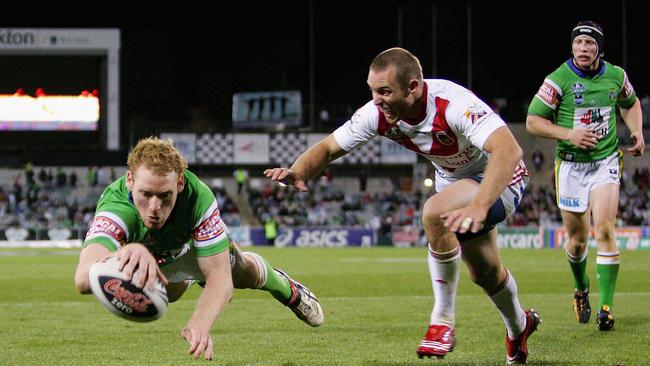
[1,247,648,365]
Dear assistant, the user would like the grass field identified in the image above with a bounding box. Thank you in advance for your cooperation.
[1,247,649,365]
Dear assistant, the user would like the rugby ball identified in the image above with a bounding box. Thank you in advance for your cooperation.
[88,255,168,322]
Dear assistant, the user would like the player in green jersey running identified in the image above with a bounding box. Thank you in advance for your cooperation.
[74,137,323,360]
[526,20,644,331]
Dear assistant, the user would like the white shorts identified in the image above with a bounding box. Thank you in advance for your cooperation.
[555,151,621,212]
[160,242,238,283]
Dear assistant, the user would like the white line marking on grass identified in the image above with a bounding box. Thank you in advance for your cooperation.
[0,250,79,256]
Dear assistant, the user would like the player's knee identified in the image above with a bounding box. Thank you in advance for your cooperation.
[595,225,615,244]
[567,239,588,256]
[232,252,263,289]
[422,206,447,234]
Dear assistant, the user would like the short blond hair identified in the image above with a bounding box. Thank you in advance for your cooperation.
[127,136,188,176]
[370,47,423,90]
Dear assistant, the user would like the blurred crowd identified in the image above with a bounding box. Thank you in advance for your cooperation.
[1,166,649,238]
[248,167,650,232]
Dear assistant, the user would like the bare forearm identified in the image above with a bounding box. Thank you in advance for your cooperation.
[620,99,643,134]
[290,142,342,181]
[187,278,233,330]
[471,146,522,209]
[526,115,571,141]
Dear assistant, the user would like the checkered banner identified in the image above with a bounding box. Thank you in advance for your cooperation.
[178,133,407,165]
[340,138,381,164]
[196,133,233,164]
[270,133,308,166]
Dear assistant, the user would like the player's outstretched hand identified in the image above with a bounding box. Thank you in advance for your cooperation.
[263,167,308,192]
[181,326,214,361]
[117,243,168,290]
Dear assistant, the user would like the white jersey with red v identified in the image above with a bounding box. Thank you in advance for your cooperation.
[334,79,528,183]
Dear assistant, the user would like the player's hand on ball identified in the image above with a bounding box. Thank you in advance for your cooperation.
[117,243,168,290]
[181,326,214,361]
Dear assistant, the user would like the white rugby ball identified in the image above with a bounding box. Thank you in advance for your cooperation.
[88,255,168,322]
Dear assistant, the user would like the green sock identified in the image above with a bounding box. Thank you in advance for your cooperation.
[596,251,620,310]
[257,255,293,303]
[566,248,589,291]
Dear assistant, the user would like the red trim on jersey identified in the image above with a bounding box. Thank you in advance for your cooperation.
[376,110,422,152]
[430,97,459,156]
[377,110,390,135]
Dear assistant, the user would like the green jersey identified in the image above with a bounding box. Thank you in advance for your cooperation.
[83,170,229,259]
[528,59,637,162]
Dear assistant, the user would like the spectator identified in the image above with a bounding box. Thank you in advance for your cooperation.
[263,213,278,245]
[233,168,248,195]
[359,167,368,192]
[69,171,78,188]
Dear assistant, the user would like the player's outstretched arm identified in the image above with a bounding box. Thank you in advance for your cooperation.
[264,134,346,191]
[181,250,233,361]
[74,243,112,293]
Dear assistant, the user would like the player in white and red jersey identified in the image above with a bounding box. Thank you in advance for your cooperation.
[265,47,539,365]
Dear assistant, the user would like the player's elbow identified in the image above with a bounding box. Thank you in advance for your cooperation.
[525,115,536,133]
[509,144,523,162]
[494,143,523,170]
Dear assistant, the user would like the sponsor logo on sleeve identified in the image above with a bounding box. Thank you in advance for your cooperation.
[194,209,226,242]
[86,216,126,243]
[622,78,634,99]
[537,82,558,105]
[463,104,487,124]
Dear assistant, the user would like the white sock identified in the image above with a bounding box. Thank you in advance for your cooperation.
[428,246,461,327]
[488,269,527,339]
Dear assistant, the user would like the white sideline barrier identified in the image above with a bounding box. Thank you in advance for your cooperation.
[0,240,82,248]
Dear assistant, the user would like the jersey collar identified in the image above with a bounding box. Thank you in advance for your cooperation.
[566,58,605,78]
